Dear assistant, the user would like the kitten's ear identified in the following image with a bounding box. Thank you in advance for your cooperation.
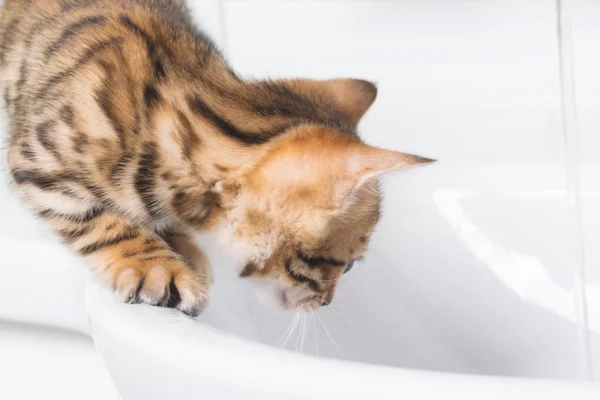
[334,143,435,208]
[251,127,434,211]
[286,78,378,125]
[350,145,435,186]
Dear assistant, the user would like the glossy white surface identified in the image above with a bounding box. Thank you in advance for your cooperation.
[87,280,600,400]
[1,0,599,398]
[87,165,600,382]
[0,322,117,400]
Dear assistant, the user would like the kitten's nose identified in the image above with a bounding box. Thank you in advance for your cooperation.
[320,290,335,307]
[343,260,355,274]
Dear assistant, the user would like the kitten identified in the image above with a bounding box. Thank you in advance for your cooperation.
[0,0,433,316]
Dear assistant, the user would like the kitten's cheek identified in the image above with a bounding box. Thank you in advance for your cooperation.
[264,287,289,310]
[247,279,289,310]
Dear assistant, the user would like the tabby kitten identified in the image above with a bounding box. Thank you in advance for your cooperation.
[0,0,433,316]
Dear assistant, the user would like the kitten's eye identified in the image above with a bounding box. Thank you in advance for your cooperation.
[343,260,355,274]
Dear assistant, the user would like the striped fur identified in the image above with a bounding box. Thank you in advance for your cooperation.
[0,0,433,314]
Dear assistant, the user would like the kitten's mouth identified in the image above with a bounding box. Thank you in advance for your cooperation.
[278,289,322,311]
[251,280,322,311]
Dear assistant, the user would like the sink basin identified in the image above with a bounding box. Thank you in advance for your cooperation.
[83,164,600,399]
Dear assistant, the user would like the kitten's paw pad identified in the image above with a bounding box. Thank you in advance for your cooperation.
[115,263,209,317]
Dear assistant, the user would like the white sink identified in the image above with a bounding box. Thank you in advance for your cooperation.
[86,280,600,400]
[80,163,600,398]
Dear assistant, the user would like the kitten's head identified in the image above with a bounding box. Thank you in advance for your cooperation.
[216,79,433,311]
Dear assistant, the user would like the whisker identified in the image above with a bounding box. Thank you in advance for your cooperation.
[279,311,300,348]
[322,301,347,318]
[312,313,319,356]
[300,312,308,353]
[316,312,343,354]
[295,312,305,351]
[297,313,303,352]
[328,305,348,318]
[278,312,294,347]
[279,264,300,281]
[281,264,338,284]
[259,263,301,301]
[323,307,350,329]
[308,277,339,283]
[331,305,346,316]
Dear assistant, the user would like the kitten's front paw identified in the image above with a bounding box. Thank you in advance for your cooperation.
[113,261,209,317]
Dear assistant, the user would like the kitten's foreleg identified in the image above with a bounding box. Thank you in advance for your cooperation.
[54,210,209,316]
[161,228,214,287]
